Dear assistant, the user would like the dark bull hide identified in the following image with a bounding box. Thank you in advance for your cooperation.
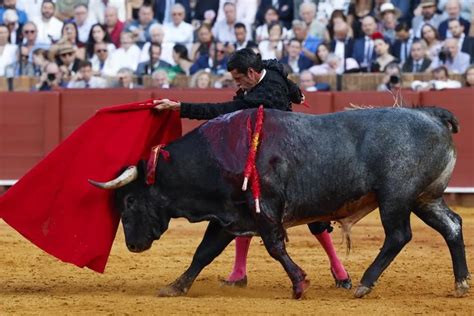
[90,106,470,299]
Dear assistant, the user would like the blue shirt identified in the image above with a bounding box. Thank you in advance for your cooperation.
[0,8,28,25]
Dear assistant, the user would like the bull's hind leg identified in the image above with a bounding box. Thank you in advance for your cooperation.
[255,204,309,299]
[355,197,413,298]
[414,198,470,297]
[159,221,234,297]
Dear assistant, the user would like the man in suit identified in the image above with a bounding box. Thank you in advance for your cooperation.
[280,38,313,74]
[67,60,108,89]
[352,16,378,72]
[402,40,432,73]
[437,0,470,40]
[430,38,470,74]
[391,22,413,65]
[136,43,172,77]
[330,22,354,61]
[447,18,474,63]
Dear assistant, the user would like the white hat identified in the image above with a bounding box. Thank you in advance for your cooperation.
[3,9,19,23]
[378,3,401,20]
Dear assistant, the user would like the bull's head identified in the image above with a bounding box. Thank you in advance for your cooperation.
[89,161,171,253]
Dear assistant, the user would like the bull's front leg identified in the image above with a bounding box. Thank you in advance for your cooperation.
[255,205,310,299]
[159,221,234,297]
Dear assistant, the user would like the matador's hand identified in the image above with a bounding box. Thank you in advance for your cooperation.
[153,99,181,111]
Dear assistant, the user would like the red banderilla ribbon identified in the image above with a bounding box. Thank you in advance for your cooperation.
[146,144,170,185]
[242,105,264,213]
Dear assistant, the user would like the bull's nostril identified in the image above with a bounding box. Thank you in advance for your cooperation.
[128,244,136,251]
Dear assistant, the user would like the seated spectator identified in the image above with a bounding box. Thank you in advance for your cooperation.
[190,41,228,75]
[50,22,86,60]
[163,4,194,52]
[402,39,432,73]
[291,19,321,62]
[109,31,141,74]
[105,5,125,48]
[190,69,213,88]
[32,48,49,76]
[258,22,285,60]
[90,42,115,77]
[33,0,64,45]
[88,0,127,24]
[447,18,474,63]
[0,24,18,76]
[430,38,470,74]
[0,0,28,25]
[309,53,341,75]
[371,33,398,72]
[116,67,140,89]
[438,0,472,22]
[412,0,443,39]
[136,43,171,76]
[56,43,82,82]
[35,62,67,91]
[256,0,293,29]
[151,69,170,88]
[125,4,159,48]
[5,45,35,76]
[139,24,168,63]
[464,64,474,87]
[377,3,400,44]
[330,21,355,68]
[67,60,108,88]
[213,71,236,88]
[438,0,470,40]
[377,62,403,92]
[72,3,96,44]
[411,65,462,90]
[255,6,289,43]
[347,0,374,39]
[21,22,50,59]
[391,22,413,65]
[280,38,314,74]
[85,23,116,60]
[168,43,193,78]
[351,15,378,71]
[324,9,352,43]
[3,9,21,44]
[17,0,42,21]
[233,22,256,51]
[299,2,325,40]
[190,23,214,61]
[299,70,331,92]
[421,23,443,61]
[212,2,238,44]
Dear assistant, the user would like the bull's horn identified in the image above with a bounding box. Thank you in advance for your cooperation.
[88,166,138,189]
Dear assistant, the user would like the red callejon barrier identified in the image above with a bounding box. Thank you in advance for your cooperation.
[0,88,473,189]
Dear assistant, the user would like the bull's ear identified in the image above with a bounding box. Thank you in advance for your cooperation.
[137,159,148,184]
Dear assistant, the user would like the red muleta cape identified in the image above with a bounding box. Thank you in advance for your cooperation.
[0,100,182,273]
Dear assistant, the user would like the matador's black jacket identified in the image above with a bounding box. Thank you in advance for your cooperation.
[180,59,304,120]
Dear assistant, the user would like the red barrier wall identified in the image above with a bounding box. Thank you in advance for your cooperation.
[0,88,473,189]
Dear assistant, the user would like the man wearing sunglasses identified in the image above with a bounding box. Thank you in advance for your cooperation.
[154,48,351,290]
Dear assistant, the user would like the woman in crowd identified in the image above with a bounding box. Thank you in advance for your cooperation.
[463,64,474,87]
[0,24,18,76]
[255,6,289,43]
[50,21,85,60]
[421,24,443,61]
[166,43,193,80]
[258,22,285,60]
[190,69,213,88]
[85,23,115,60]
[347,0,374,38]
[190,24,214,62]
[371,34,397,72]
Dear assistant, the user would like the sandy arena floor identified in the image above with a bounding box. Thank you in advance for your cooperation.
[1,207,473,315]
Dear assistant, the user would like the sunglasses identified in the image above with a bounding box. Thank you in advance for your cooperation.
[23,30,36,34]
[60,52,74,57]
[96,49,107,53]
[217,49,226,54]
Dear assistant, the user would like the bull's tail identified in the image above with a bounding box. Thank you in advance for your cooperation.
[415,106,460,133]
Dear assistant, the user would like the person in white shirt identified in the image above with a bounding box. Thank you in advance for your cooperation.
[67,60,108,89]
[33,0,63,45]
[88,0,126,24]
[215,0,256,32]
[412,65,462,90]
[430,37,470,74]
[16,0,44,21]
[90,42,115,77]
[0,24,18,76]
[258,22,284,60]
[72,3,96,44]
[212,2,237,44]
[163,3,194,53]
[109,31,141,74]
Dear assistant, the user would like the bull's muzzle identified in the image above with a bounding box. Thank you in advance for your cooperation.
[88,166,138,189]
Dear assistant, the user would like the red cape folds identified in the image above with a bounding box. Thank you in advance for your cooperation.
[0,100,182,273]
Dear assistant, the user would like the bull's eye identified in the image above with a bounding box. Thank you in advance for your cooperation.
[126,195,136,209]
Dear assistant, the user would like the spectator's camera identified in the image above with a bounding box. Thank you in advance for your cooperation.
[438,50,450,63]
[47,73,56,81]
[389,75,400,85]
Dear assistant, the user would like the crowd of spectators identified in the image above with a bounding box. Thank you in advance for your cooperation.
[0,0,473,92]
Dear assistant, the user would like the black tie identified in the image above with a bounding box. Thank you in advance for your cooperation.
[414,62,419,73]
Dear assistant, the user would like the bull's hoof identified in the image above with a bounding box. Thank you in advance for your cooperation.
[454,279,470,297]
[292,279,310,299]
[219,276,248,288]
[353,284,372,298]
[331,269,352,289]
[158,284,188,297]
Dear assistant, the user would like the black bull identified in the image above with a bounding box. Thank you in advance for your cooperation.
[90,106,470,299]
